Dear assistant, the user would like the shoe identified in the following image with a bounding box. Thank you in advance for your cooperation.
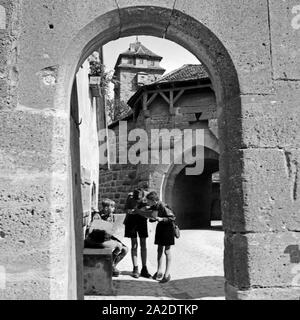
[132,267,139,279]
[152,272,163,281]
[140,266,152,278]
[160,275,171,283]
[112,267,120,277]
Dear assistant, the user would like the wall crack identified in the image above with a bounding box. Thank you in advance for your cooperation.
[163,0,177,39]
[114,0,122,39]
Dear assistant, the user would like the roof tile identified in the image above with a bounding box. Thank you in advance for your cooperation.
[156,64,208,83]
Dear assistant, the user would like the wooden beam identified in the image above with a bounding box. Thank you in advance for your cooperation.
[143,92,148,111]
[146,92,158,108]
[173,89,185,105]
[159,91,170,104]
[147,83,211,94]
[133,94,143,109]
[169,90,174,114]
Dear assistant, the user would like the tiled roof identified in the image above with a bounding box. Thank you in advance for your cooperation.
[121,42,162,59]
[156,64,209,83]
[127,64,211,107]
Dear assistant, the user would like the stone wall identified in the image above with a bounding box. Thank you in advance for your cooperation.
[99,164,140,213]
[99,114,149,211]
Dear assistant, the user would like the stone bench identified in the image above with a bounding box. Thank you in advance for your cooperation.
[83,248,114,296]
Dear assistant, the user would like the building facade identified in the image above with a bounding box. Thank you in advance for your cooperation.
[99,65,221,228]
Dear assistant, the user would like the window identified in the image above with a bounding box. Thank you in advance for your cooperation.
[150,60,155,66]
[139,59,144,64]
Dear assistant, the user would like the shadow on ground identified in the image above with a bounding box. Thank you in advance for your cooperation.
[112,276,225,300]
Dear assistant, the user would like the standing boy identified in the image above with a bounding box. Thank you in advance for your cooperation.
[124,189,152,279]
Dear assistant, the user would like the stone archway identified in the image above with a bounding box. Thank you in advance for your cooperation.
[1,1,299,301]
[1,3,246,301]
[56,6,240,300]
[163,147,219,229]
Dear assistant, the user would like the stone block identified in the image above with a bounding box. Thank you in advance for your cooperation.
[225,232,300,289]
[83,249,113,296]
[173,0,273,94]
[0,174,68,207]
[220,149,244,231]
[240,82,300,149]
[0,279,51,300]
[18,0,118,109]
[117,0,175,10]
[119,5,172,37]
[222,148,300,232]
[225,282,300,300]
[0,245,69,299]
[269,0,300,80]
[0,110,68,173]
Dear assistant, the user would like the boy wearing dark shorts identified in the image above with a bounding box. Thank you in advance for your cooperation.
[124,189,152,279]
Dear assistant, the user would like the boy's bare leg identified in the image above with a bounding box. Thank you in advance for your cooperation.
[131,238,139,278]
[131,238,138,268]
[157,245,164,275]
[164,246,172,278]
[100,240,123,277]
[140,237,152,278]
[140,237,147,267]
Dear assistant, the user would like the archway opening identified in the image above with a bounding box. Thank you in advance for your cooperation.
[60,6,241,300]
[171,158,219,230]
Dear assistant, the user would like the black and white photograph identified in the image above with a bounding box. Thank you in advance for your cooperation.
[0,0,299,308]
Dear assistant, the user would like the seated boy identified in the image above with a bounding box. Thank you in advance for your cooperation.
[85,199,128,277]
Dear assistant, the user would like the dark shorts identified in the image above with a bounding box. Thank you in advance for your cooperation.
[124,214,148,239]
[155,222,175,246]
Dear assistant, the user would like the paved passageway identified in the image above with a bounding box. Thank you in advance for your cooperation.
[87,224,225,300]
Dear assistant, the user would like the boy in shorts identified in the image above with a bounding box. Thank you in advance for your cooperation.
[124,189,152,279]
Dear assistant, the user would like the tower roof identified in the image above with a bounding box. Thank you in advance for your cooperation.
[114,38,164,71]
[121,39,162,59]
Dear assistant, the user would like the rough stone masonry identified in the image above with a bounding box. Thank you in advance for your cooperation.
[0,0,299,300]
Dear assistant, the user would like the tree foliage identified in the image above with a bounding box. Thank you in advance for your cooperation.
[88,56,132,124]
[105,99,131,124]
[89,60,114,98]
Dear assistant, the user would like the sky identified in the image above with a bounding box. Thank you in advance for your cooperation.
[103,35,200,98]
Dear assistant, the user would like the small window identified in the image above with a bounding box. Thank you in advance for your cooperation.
[150,60,155,66]
[139,59,144,64]
[127,59,132,64]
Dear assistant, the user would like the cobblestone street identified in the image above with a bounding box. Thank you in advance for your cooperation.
[86,223,225,300]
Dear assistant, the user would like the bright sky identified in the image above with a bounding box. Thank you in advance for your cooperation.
[103,35,200,98]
